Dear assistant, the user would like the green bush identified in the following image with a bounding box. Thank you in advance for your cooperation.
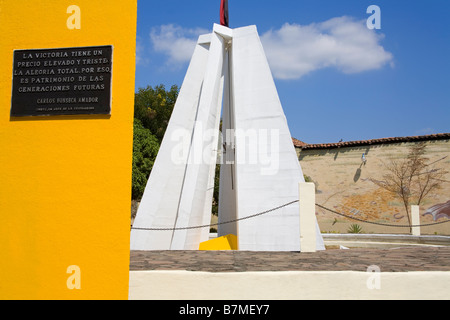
[134,84,179,142]
[347,224,363,234]
[131,118,160,200]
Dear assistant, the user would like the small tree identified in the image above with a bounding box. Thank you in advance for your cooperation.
[132,119,160,200]
[134,84,179,142]
[369,142,448,231]
[132,84,179,200]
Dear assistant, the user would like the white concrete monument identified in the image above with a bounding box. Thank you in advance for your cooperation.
[130,23,325,251]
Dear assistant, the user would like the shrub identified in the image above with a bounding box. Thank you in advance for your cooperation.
[131,119,160,200]
[347,224,363,234]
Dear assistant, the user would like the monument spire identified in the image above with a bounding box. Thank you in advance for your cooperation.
[130,23,326,252]
[220,0,229,27]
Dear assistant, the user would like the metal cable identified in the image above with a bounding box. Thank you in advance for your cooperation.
[131,200,299,231]
[315,203,450,228]
[131,200,450,231]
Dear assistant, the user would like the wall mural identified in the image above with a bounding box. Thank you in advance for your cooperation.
[423,201,450,221]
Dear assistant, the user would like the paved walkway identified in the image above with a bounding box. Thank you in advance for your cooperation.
[130,247,450,272]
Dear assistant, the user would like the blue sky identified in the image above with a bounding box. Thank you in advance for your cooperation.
[134,0,450,144]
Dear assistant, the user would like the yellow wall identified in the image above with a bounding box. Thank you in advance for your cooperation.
[0,0,137,299]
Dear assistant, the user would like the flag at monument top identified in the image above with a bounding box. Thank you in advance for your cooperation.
[220,0,229,27]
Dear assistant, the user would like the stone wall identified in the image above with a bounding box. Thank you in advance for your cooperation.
[297,137,450,235]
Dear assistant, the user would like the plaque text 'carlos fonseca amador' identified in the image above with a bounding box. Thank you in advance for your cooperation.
[11,45,113,117]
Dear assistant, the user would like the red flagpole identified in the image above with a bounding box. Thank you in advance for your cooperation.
[220,0,229,27]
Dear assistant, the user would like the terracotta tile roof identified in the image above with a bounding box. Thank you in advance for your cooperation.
[293,133,450,150]
[291,137,308,148]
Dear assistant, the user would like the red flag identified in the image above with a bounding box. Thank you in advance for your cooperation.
[220,0,229,27]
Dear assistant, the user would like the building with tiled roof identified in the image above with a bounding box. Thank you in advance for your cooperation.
[293,133,450,150]
[293,133,450,236]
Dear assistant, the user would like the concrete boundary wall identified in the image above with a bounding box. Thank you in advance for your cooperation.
[323,234,450,248]
[296,138,450,236]
[129,270,450,300]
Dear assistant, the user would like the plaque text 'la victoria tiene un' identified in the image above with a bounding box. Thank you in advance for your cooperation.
[11,45,113,117]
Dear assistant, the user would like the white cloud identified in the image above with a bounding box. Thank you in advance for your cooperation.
[260,16,394,79]
[135,36,149,66]
[150,24,209,67]
[149,17,393,79]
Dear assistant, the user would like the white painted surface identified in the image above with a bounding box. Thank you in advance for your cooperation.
[129,270,450,300]
[171,28,225,249]
[411,205,421,236]
[132,24,325,251]
[130,35,212,250]
[299,183,317,252]
[218,41,238,238]
[231,25,324,251]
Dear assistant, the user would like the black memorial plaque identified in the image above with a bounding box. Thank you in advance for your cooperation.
[11,45,113,117]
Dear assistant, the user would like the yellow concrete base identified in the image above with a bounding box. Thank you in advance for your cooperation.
[199,234,238,250]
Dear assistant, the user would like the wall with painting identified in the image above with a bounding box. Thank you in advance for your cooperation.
[296,134,450,235]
